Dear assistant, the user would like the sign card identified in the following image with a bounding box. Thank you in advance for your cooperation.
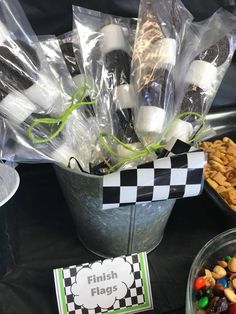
[54,252,153,314]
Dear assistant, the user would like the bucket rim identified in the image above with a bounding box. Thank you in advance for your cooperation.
[54,162,102,179]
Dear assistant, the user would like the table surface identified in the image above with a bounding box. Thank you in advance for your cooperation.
[0,162,234,314]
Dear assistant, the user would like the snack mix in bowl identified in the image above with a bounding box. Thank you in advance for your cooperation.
[186,229,236,314]
[199,137,236,212]
[194,256,236,313]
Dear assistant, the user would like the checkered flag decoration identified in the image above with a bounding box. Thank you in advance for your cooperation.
[103,139,206,210]
[54,252,153,314]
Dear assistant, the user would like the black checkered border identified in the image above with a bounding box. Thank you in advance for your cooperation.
[61,254,145,314]
[103,138,205,210]
[160,138,197,156]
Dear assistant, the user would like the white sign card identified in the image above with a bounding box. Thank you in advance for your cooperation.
[54,252,153,314]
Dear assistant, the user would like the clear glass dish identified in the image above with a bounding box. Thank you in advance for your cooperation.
[186,228,236,313]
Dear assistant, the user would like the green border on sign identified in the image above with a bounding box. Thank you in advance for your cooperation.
[57,268,68,314]
[139,252,151,308]
[55,252,153,314]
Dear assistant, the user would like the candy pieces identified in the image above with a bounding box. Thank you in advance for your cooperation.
[225,256,232,262]
[198,296,209,309]
[217,278,228,288]
[195,277,206,290]
[194,254,236,313]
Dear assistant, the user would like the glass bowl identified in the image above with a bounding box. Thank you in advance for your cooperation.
[186,228,236,313]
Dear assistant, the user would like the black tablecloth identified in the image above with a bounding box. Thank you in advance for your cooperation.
[0,163,233,314]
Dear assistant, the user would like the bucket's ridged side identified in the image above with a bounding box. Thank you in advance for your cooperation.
[54,165,175,257]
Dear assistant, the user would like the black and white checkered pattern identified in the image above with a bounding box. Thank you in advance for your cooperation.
[61,254,145,314]
[103,139,205,209]
[161,138,197,156]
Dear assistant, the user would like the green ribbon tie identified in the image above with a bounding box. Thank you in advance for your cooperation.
[99,111,205,173]
[27,84,95,144]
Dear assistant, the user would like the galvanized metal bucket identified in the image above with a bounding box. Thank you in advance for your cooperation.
[54,164,175,257]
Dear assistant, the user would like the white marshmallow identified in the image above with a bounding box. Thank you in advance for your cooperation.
[73,73,86,88]
[136,106,166,135]
[185,60,217,91]
[23,72,61,111]
[165,118,193,143]
[0,22,10,45]
[101,24,127,55]
[0,91,36,124]
[156,38,177,67]
[51,142,78,167]
[73,74,92,101]
[114,84,135,109]
[116,142,142,158]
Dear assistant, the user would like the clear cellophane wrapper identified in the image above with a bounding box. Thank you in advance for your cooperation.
[165,8,236,143]
[131,0,193,146]
[0,0,96,172]
[73,6,142,174]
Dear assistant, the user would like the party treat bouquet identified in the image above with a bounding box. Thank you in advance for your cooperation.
[0,0,236,209]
